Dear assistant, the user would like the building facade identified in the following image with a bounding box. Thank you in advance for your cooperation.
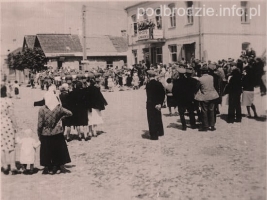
[21,34,128,71]
[125,1,266,66]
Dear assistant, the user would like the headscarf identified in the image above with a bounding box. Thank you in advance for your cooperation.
[44,85,61,111]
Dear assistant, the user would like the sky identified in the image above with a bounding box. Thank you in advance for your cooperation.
[0,1,135,55]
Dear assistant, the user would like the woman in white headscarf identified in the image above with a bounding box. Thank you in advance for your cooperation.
[37,85,72,175]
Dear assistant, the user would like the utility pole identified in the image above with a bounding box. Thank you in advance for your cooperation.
[81,5,88,71]
[82,5,87,61]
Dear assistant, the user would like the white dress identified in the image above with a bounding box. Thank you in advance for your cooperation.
[88,109,103,126]
[17,137,40,165]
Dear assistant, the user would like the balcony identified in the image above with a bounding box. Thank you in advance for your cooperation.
[136,19,165,43]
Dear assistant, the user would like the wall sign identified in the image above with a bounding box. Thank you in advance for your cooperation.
[138,29,149,40]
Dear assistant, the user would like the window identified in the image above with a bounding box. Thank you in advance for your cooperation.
[169,45,177,62]
[241,1,249,23]
[186,1,193,24]
[156,47,162,63]
[131,15,138,36]
[169,4,176,27]
[132,50,138,64]
[155,8,162,29]
[107,60,113,68]
[242,42,250,50]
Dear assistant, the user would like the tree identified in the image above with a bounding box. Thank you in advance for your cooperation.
[6,47,48,72]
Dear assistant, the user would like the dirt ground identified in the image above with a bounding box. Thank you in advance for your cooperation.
[1,86,266,200]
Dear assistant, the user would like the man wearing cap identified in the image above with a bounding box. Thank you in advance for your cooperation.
[172,68,197,130]
[208,63,223,115]
[195,64,219,131]
[143,70,165,140]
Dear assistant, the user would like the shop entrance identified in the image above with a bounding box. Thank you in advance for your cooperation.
[183,43,195,63]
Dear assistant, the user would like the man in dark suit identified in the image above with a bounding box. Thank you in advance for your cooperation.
[144,70,165,140]
[172,68,197,130]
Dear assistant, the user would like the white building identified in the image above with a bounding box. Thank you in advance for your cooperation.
[125,1,266,66]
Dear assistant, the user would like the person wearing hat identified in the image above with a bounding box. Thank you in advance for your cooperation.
[45,74,53,91]
[208,63,223,115]
[143,70,165,140]
[38,72,45,90]
[186,67,202,121]
[195,64,219,131]
[223,68,243,123]
[59,83,73,142]
[172,68,197,130]
[81,74,89,88]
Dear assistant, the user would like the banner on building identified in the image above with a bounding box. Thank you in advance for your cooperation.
[138,29,149,40]
[153,30,163,39]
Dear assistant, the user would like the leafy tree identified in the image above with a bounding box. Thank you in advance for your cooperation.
[6,47,48,72]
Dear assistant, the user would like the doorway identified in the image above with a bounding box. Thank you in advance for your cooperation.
[183,43,195,62]
[151,47,162,66]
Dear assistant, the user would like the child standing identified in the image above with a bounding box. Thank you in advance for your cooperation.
[16,129,40,175]
[165,78,177,115]
[132,73,140,90]
[107,75,114,92]
[13,80,20,99]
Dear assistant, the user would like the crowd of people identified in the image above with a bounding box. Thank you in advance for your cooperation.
[1,49,266,174]
[142,52,266,139]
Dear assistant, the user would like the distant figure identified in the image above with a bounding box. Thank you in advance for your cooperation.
[13,80,20,99]
[165,78,176,115]
[107,76,114,92]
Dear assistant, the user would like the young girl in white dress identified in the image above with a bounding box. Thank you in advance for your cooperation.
[16,129,40,175]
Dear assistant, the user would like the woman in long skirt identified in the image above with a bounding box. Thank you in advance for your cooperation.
[68,81,88,140]
[242,65,258,118]
[86,78,107,140]
[38,87,72,174]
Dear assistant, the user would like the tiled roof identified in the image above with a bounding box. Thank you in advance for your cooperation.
[24,35,36,49]
[36,34,83,54]
[108,36,128,52]
[86,35,128,54]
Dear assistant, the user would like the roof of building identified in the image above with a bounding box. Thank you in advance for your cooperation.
[108,36,128,52]
[124,2,149,10]
[86,35,128,55]
[24,35,36,49]
[36,34,83,54]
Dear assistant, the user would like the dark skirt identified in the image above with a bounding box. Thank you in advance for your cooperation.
[72,108,88,126]
[40,133,71,166]
[167,96,176,107]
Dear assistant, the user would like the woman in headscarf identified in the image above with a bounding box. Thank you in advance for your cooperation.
[1,84,20,175]
[38,85,72,174]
